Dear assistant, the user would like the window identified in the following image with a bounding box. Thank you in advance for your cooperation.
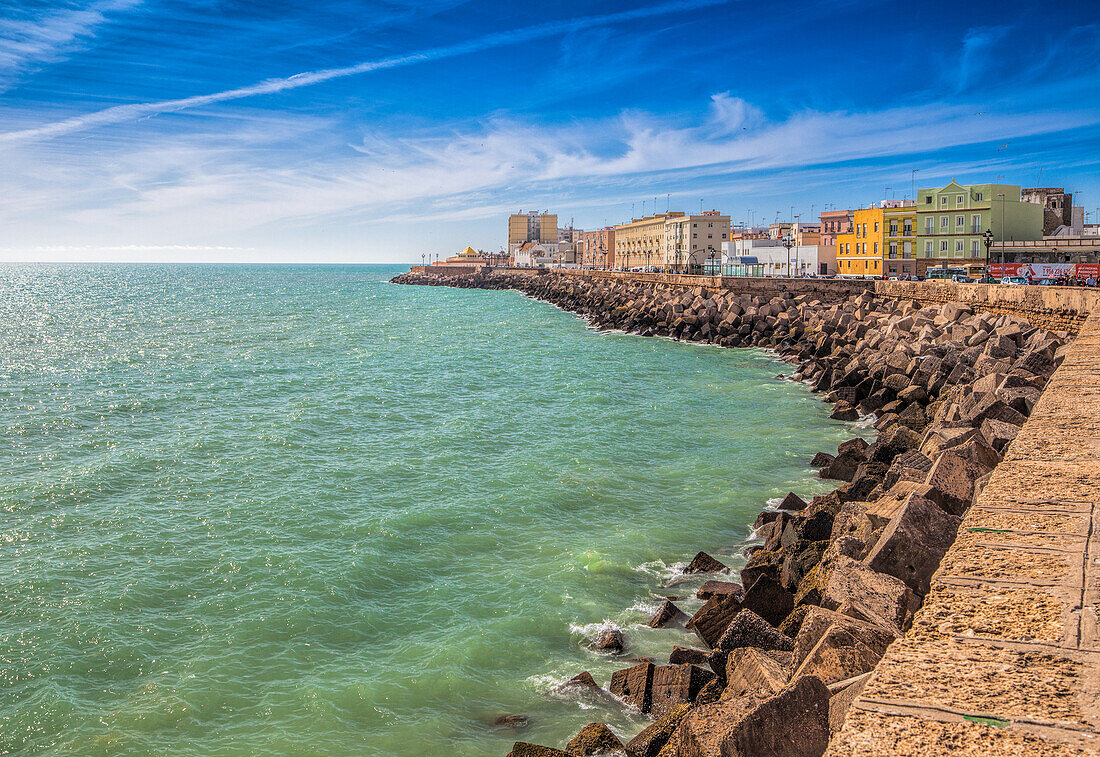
[874,221,879,232]
[874,242,879,254]
[955,240,964,253]
[889,264,898,274]
[941,216,949,228]
[889,221,898,235]
[971,214,982,233]
[889,243,897,259]
[975,192,983,201]
[903,221,912,236]
[956,194,964,206]
[925,241,933,254]
[863,223,868,236]
[925,219,934,234]
[971,240,980,254]
[903,242,912,259]
[956,215,964,227]
[940,241,948,252]
[940,196,948,207]
[925,195,933,204]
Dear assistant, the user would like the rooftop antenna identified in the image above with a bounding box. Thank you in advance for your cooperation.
[1037,166,1044,185]
[666,193,670,213]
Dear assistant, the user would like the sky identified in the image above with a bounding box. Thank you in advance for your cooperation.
[1,0,1099,263]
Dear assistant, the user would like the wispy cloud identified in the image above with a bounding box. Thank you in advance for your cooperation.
[0,0,728,146]
[0,0,139,89]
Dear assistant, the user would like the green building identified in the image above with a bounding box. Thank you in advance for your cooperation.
[916,181,1043,269]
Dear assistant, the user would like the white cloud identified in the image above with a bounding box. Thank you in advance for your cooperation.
[0,0,727,146]
[0,0,140,89]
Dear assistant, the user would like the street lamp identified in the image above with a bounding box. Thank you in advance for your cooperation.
[782,234,794,278]
[982,229,994,279]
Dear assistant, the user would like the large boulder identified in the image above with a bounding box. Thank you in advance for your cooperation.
[649,665,716,718]
[923,450,986,516]
[662,675,830,757]
[687,594,743,649]
[740,574,794,627]
[609,662,654,712]
[508,744,569,757]
[566,723,623,756]
[821,556,920,634]
[623,702,691,757]
[713,609,794,654]
[863,492,961,595]
[685,551,730,574]
[649,600,688,629]
[723,647,790,699]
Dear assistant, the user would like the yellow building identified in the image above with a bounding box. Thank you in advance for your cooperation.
[614,212,683,270]
[836,201,917,278]
[435,246,486,266]
[508,211,558,246]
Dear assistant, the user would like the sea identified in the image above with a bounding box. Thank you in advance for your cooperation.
[0,264,867,755]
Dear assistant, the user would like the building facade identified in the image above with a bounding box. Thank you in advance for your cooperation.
[508,211,558,246]
[836,201,916,278]
[663,211,731,271]
[916,181,1042,274]
[818,210,854,246]
[579,227,615,269]
[1022,187,1075,235]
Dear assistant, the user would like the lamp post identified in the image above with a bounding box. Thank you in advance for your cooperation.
[982,229,994,279]
[421,252,425,268]
[782,234,794,278]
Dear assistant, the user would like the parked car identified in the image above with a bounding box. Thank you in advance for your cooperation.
[1000,276,1028,285]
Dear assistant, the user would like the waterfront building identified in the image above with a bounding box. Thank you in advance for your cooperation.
[614,213,677,270]
[819,209,854,246]
[579,227,615,269]
[915,181,1042,275]
[721,238,834,276]
[662,211,731,272]
[836,201,916,278]
[433,246,486,267]
[508,210,558,246]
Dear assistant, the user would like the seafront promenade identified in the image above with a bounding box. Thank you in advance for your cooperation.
[397,266,1100,755]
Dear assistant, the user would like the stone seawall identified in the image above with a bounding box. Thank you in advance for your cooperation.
[393,268,1095,756]
[874,280,1098,335]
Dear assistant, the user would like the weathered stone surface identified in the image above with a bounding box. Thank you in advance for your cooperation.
[623,702,691,757]
[830,401,860,421]
[923,450,985,516]
[662,675,830,757]
[591,628,624,654]
[791,625,882,685]
[821,556,920,634]
[508,743,569,757]
[863,493,961,595]
[609,662,654,712]
[684,551,730,574]
[553,671,602,695]
[648,600,688,629]
[669,646,709,666]
[722,647,790,699]
[713,608,795,653]
[740,574,794,627]
[777,491,807,511]
[827,673,872,735]
[649,664,716,717]
[687,594,742,649]
[697,580,742,601]
[566,723,623,756]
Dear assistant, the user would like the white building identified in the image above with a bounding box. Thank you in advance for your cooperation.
[721,239,835,276]
[512,241,580,268]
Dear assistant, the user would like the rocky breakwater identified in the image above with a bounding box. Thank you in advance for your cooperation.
[391,269,1070,756]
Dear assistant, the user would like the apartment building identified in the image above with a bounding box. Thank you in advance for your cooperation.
[916,181,1042,274]
[579,227,615,269]
[507,210,558,246]
[836,201,917,278]
[663,211,731,271]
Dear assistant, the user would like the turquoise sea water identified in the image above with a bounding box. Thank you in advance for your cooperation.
[0,264,866,756]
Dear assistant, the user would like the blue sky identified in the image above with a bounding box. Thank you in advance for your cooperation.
[1,0,1099,262]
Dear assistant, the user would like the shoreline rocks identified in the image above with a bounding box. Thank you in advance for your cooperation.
[392,269,1066,757]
